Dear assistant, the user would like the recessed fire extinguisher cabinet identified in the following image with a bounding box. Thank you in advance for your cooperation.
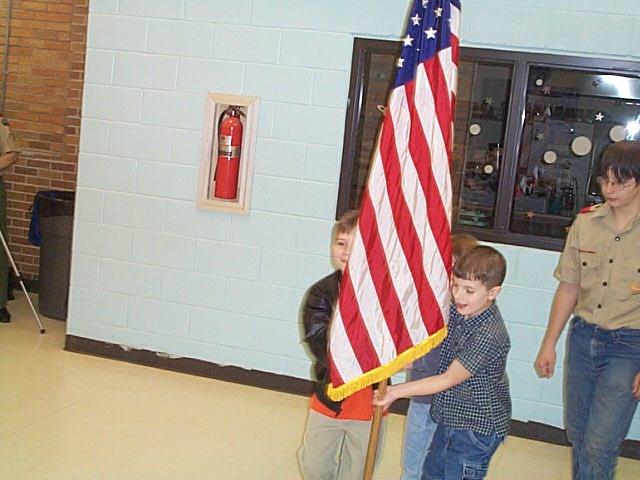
[197,92,260,214]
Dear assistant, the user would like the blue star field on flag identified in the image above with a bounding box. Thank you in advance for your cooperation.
[395,0,460,88]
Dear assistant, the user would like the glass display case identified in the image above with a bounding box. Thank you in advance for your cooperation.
[336,39,400,216]
[337,41,640,251]
[510,67,640,239]
[453,61,513,229]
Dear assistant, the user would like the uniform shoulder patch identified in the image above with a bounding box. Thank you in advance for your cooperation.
[579,203,602,214]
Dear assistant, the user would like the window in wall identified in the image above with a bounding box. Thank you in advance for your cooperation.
[337,42,640,251]
[337,39,401,213]
[509,66,640,240]
[454,60,513,230]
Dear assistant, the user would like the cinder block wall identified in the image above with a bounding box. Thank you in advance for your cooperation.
[72,0,640,438]
[1,0,87,278]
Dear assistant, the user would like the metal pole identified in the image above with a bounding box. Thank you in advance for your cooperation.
[0,227,45,333]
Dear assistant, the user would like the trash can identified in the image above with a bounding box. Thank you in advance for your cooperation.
[33,191,75,320]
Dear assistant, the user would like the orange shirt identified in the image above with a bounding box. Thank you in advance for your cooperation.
[310,387,375,421]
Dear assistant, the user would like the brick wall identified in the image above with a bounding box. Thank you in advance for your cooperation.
[1,0,87,278]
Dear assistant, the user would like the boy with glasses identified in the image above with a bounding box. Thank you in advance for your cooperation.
[535,140,640,480]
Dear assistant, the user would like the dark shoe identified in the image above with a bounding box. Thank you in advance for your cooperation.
[0,307,10,323]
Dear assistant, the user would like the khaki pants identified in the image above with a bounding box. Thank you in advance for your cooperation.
[298,409,386,480]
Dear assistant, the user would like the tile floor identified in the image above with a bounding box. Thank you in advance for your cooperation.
[1,292,639,479]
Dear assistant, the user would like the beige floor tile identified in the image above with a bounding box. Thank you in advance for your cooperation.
[266,460,304,480]
[617,456,640,477]
[190,448,290,480]
[2,292,640,479]
[0,464,67,480]
[486,437,571,480]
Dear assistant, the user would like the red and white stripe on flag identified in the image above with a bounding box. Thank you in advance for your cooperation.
[327,0,461,401]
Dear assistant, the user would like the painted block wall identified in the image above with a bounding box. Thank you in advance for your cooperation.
[72,0,640,438]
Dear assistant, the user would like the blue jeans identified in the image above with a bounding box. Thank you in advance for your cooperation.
[421,424,503,480]
[401,401,438,480]
[565,317,640,480]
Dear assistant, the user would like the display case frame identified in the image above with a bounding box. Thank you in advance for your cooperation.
[336,41,640,251]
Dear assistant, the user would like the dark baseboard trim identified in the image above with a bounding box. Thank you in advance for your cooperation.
[64,334,312,397]
[65,334,639,460]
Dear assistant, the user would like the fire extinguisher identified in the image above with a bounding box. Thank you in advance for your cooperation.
[213,106,244,199]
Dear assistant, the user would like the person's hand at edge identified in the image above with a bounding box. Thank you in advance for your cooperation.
[534,345,556,378]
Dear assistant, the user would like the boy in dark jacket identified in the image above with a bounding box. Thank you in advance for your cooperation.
[297,210,383,480]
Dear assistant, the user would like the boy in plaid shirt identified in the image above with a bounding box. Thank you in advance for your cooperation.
[374,246,510,480]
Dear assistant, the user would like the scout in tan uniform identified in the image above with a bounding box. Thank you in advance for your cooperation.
[0,115,19,323]
[535,141,640,480]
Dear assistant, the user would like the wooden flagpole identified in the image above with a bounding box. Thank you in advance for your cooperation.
[362,378,388,480]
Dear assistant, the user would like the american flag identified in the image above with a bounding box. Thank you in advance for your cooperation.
[327,0,460,401]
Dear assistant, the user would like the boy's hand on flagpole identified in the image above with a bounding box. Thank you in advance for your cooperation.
[373,386,397,410]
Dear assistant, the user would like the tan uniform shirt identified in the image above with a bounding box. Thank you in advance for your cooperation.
[0,119,17,155]
[554,203,640,330]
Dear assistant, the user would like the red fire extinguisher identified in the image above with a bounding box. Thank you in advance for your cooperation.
[214,106,244,199]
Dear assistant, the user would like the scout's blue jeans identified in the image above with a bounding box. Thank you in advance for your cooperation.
[565,317,640,480]
[421,424,503,480]
[401,401,438,480]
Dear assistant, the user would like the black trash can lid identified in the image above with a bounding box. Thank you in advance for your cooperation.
[38,191,75,218]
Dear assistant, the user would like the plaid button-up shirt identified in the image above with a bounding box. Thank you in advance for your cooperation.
[431,303,511,436]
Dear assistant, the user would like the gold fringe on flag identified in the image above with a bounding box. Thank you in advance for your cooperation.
[326,325,448,401]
